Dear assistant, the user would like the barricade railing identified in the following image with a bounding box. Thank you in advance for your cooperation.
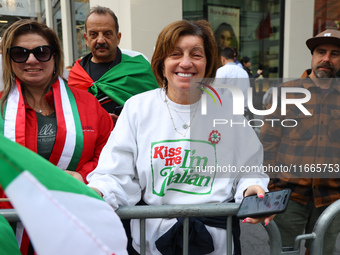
[309,199,340,255]
[265,199,340,255]
[1,200,340,255]
[116,203,239,255]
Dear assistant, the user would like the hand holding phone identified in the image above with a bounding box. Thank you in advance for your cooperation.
[236,189,291,219]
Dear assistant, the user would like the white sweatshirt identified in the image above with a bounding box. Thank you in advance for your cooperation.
[88,88,269,254]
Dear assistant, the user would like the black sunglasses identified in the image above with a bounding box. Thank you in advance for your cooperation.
[8,45,54,63]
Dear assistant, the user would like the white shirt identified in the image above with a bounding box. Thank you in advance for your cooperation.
[215,62,251,111]
[87,88,268,254]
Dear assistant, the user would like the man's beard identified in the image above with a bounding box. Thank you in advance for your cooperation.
[313,62,336,78]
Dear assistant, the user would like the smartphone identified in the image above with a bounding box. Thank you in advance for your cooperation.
[113,105,123,116]
[236,189,291,219]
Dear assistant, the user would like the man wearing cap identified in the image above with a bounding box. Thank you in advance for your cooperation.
[260,29,340,255]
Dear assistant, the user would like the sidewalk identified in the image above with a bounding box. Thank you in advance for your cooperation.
[240,221,340,254]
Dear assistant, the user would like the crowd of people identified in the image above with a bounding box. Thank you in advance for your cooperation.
[0,4,339,255]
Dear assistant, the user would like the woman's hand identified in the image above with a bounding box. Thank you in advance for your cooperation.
[64,170,103,198]
[64,170,84,183]
[90,187,103,197]
[242,185,276,226]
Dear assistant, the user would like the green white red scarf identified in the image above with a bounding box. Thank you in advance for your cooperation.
[68,52,158,106]
[0,76,83,171]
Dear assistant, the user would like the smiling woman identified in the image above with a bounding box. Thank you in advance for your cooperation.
[0,19,113,254]
[162,35,207,104]
[86,19,271,255]
[10,34,55,92]
[152,20,218,105]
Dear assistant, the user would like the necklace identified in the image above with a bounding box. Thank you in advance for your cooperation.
[29,104,44,114]
[174,109,190,129]
[164,93,200,137]
[23,90,53,116]
[29,103,53,116]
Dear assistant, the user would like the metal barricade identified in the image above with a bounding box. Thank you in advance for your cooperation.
[1,200,340,255]
[310,199,340,255]
[115,203,239,255]
[264,199,340,255]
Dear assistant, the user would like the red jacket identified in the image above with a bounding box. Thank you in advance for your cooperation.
[0,85,113,254]
[0,85,113,203]
[0,84,113,254]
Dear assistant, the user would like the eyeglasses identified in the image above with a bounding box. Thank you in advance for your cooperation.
[8,45,54,63]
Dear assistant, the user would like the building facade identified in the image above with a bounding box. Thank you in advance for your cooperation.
[0,0,338,79]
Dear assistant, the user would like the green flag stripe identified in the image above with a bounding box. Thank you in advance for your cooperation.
[64,83,84,170]
[0,134,102,200]
[0,104,6,134]
[0,215,21,255]
[88,53,158,105]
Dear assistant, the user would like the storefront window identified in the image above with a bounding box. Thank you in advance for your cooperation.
[0,0,38,38]
[38,0,45,22]
[53,8,63,48]
[313,0,339,35]
[183,0,284,79]
[51,0,89,65]
[74,0,90,60]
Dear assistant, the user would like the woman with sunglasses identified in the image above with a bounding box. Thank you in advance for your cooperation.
[0,19,113,254]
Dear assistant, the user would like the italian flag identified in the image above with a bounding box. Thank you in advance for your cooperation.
[0,134,127,255]
[0,215,21,254]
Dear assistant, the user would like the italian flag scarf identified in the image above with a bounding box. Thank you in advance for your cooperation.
[0,134,128,255]
[0,76,83,171]
[68,53,158,106]
[0,215,21,255]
